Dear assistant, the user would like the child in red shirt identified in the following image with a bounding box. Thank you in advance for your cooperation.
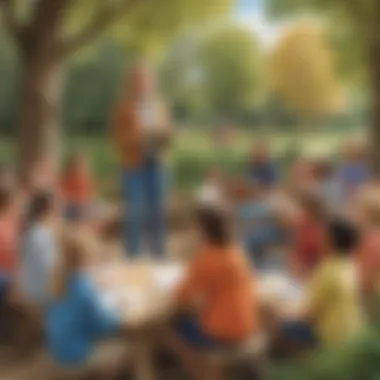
[0,186,20,275]
[289,191,327,282]
[61,153,95,222]
[355,190,380,298]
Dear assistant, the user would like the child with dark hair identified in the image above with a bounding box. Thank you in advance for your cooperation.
[277,217,363,354]
[19,191,58,307]
[168,205,258,379]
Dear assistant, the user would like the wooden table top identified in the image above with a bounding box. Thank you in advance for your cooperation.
[91,260,304,328]
[91,260,185,328]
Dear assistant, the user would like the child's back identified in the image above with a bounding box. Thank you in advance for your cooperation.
[177,245,256,341]
[47,273,120,365]
[305,255,362,347]
[20,222,56,306]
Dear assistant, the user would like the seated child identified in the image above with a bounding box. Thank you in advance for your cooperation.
[289,159,318,194]
[0,185,20,277]
[46,230,125,376]
[355,190,380,319]
[279,217,363,352]
[236,183,283,270]
[196,167,226,207]
[61,152,95,222]
[169,205,258,379]
[289,191,327,281]
[0,186,44,354]
[19,191,58,307]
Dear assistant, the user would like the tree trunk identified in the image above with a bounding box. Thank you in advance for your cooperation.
[14,0,68,182]
[368,3,380,178]
[17,57,63,180]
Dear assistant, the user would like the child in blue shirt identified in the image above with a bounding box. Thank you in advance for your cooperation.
[20,191,58,307]
[337,142,370,200]
[236,185,285,270]
[46,231,124,370]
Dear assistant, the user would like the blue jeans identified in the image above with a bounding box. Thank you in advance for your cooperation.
[175,315,232,350]
[281,320,318,348]
[122,158,166,258]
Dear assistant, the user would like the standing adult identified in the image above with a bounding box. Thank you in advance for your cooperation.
[112,62,171,258]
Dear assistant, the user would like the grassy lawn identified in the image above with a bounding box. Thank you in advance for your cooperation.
[0,128,364,190]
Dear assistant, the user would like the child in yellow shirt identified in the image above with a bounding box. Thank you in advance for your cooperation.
[279,217,363,353]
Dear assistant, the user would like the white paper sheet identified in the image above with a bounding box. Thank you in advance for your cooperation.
[259,273,304,301]
[153,265,184,292]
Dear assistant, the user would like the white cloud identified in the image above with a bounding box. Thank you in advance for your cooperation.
[236,12,289,51]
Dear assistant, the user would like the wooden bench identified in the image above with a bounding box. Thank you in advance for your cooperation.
[20,341,130,380]
[203,333,268,378]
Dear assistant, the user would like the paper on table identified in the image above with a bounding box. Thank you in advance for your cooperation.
[100,286,146,315]
[153,265,184,292]
[259,274,304,301]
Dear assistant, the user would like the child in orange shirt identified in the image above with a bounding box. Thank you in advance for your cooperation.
[61,153,95,222]
[169,206,258,379]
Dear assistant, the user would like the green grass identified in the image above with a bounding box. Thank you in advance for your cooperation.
[0,128,364,190]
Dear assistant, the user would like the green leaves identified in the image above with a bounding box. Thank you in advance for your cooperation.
[64,0,231,58]
[266,0,373,85]
[199,24,262,119]
[276,327,380,380]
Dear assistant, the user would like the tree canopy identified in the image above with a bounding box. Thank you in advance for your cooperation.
[2,0,231,59]
[198,25,262,120]
[265,0,376,84]
[270,23,342,119]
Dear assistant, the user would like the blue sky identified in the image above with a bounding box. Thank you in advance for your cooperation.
[235,0,286,49]
[237,0,262,14]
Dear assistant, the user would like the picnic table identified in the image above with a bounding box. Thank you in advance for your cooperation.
[91,260,185,380]
[91,260,304,380]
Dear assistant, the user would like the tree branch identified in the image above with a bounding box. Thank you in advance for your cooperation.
[60,0,140,58]
[0,0,25,46]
